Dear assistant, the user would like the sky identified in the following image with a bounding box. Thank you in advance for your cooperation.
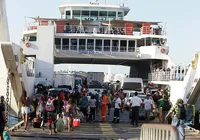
[6,0,200,74]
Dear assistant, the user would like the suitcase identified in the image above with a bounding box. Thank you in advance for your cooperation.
[32,117,41,128]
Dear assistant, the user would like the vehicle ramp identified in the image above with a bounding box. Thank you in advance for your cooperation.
[0,42,23,116]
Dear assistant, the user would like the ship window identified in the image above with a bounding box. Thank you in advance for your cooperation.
[95,39,102,51]
[137,39,145,47]
[79,39,86,51]
[82,10,90,20]
[99,11,108,20]
[73,10,81,20]
[120,40,127,52]
[112,40,119,52]
[55,38,61,50]
[90,11,98,21]
[62,38,69,50]
[108,11,116,20]
[71,39,77,51]
[128,40,135,52]
[146,38,151,46]
[118,12,123,20]
[104,40,110,51]
[66,11,71,19]
[87,39,94,51]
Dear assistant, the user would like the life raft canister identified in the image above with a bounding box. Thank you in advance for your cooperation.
[25,42,31,48]
[160,48,166,54]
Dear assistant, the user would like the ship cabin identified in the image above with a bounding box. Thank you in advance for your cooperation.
[22,4,168,55]
[59,4,130,21]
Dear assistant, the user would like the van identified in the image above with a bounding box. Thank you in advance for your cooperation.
[122,78,144,108]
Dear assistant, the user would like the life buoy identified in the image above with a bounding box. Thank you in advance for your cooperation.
[25,42,31,48]
[160,48,166,54]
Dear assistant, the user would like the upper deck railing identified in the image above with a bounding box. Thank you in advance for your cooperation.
[55,25,166,36]
[23,20,167,37]
[148,65,189,82]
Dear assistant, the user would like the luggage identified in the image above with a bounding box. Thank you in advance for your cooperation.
[73,119,80,127]
[32,117,41,128]
[56,118,65,132]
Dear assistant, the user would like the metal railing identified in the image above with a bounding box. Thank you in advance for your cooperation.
[140,124,179,140]
[149,66,189,81]
[56,25,166,36]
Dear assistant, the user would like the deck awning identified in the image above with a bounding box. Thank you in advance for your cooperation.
[28,17,161,27]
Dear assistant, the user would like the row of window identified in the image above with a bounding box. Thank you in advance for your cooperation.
[55,38,135,52]
[65,10,123,21]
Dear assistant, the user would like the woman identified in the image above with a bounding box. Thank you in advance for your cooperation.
[65,98,75,132]
[20,90,30,132]
[101,92,108,123]
[89,94,96,121]
[45,96,57,135]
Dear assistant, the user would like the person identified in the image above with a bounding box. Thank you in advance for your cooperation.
[80,92,88,122]
[97,90,102,115]
[107,92,112,115]
[89,94,96,121]
[165,99,187,140]
[112,94,121,123]
[130,92,142,127]
[20,90,31,132]
[143,94,153,123]
[45,96,57,135]
[0,96,6,140]
[65,98,76,132]
[158,95,172,123]
[101,92,108,123]
[119,89,124,112]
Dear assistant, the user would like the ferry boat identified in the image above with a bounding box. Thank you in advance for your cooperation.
[1,0,200,116]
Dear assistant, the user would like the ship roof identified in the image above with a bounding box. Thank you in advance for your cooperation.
[29,17,161,26]
[59,4,130,16]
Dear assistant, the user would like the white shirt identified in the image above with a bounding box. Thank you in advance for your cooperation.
[144,99,153,110]
[131,96,142,107]
[115,98,121,109]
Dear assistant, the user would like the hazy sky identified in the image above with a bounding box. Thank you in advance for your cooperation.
[6,0,200,74]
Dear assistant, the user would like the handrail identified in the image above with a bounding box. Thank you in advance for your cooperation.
[140,124,179,140]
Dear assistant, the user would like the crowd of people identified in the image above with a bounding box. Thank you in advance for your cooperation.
[0,86,192,140]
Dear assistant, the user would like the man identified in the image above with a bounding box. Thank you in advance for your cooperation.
[130,92,142,127]
[0,96,6,139]
[112,94,121,123]
[143,94,153,123]
[158,95,172,123]
[165,99,187,140]
[101,92,108,123]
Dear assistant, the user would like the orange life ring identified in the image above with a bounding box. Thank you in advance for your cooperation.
[160,48,166,54]
[25,42,31,48]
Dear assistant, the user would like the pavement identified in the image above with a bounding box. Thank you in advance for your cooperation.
[10,109,200,140]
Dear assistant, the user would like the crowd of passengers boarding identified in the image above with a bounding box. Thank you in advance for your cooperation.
[18,87,188,139]
[18,88,120,135]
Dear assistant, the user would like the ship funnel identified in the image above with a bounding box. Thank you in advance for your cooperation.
[0,0,10,41]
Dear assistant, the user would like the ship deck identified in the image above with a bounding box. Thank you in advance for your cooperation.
[10,109,200,140]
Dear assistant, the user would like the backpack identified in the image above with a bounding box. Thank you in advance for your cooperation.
[45,99,55,112]
[177,105,186,120]
[162,100,171,111]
